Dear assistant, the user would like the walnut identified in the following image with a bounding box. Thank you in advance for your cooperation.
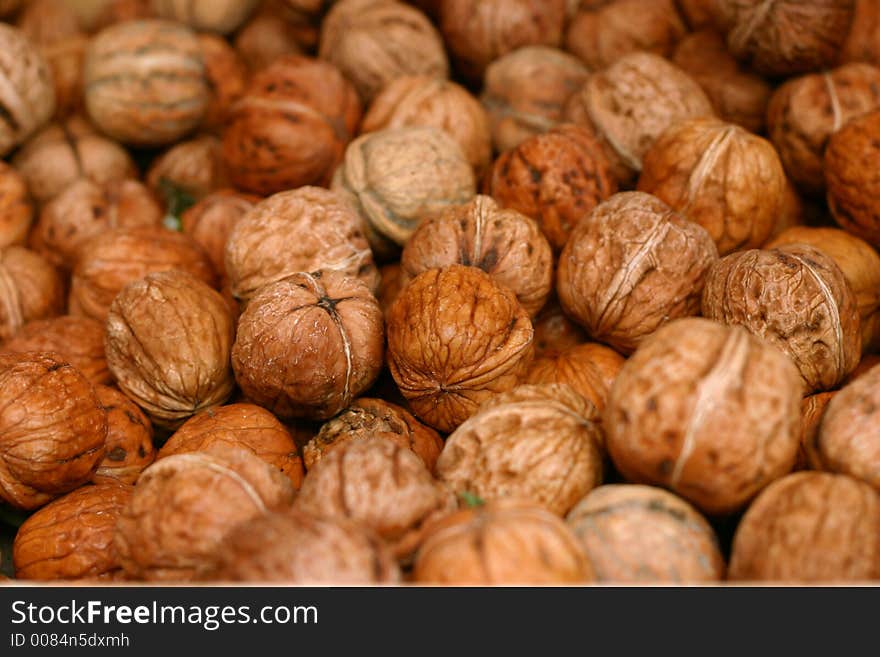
[13,483,132,581]
[729,472,880,582]
[197,34,248,135]
[483,125,617,252]
[94,0,156,29]
[557,192,718,354]
[331,126,476,257]
[604,318,802,515]
[701,243,861,393]
[1,316,110,385]
[0,352,107,510]
[105,270,235,429]
[566,484,725,583]
[151,0,259,34]
[158,403,304,489]
[713,0,855,77]
[232,271,384,421]
[306,397,443,473]
[225,187,379,302]
[674,0,718,29]
[377,262,404,321]
[525,342,624,414]
[839,0,880,66]
[797,391,835,471]
[222,55,361,196]
[114,445,295,581]
[386,265,534,433]
[70,226,216,323]
[480,46,589,153]
[0,24,55,157]
[146,134,230,203]
[0,246,64,342]
[319,0,449,103]
[11,115,137,206]
[362,75,492,176]
[92,385,155,486]
[843,353,880,384]
[0,162,33,249]
[400,195,553,317]
[767,178,807,241]
[412,500,593,584]
[0,0,21,17]
[532,295,589,358]
[83,19,209,146]
[232,3,308,72]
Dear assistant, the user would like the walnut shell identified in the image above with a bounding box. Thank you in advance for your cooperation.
[797,391,835,471]
[319,0,449,103]
[92,385,155,486]
[222,55,361,196]
[232,3,307,72]
[532,295,589,358]
[158,403,304,489]
[701,243,861,393]
[146,134,230,202]
[839,0,880,66]
[105,269,234,429]
[151,0,259,34]
[70,226,216,323]
[386,265,534,433]
[604,317,802,515]
[729,471,880,582]
[83,19,209,146]
[480,46,589,153]
[0,162,32,250]
[566,484,724,583]
[232,270,384,421]
[13,483,132,581]
[412,500,593,584]
[377,262,404,321]
[94,0,156,29]
[525,342,624,414]
[225,187,378,301]
[0,246,64,342]
[306,397,443,472]
[0,352,107,510]
[197,34,248,135]
[180,190,259,280]
[483,124,618,252]
[114,445,295,581]
[557,192,718,354]
[400,195,553,317]
[638,118,786,256]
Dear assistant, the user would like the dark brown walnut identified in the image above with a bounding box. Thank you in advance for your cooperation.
[701,243,861,393]
[70,226,216,323]
[0,246,64,343]
[525,342,625,414]
[92,385,155,486]
[232,271,384,421]
[12,116,137,206]
[767,63,880,196]
[638,118,786,256]
[0,162,32,249]
[0,352,107,510]
[604,318,802,515]
[13,483,132,581]
[797,391,835,471]
[480,46,589,153]
[377,263,405,322]
[839,0,880,65]
[713,0,855,77]
[83,19,209,146]
[207,507,400,583]
[565,0,687,71]
[151,0,260,34]
[1,316,110,385]
[362,75,492,176]
[197,34,248,135]
[825,110,880,247]
[332,127,476,257]
[386,265,534,433]
[412,499,593,584]
[532,295,589,358]
[557,192,718,354]
[114,445,295,581]
[566,484,725,583]
[306,397,443,473]
[105,270,234,429]
[440,0,567,83]
[729,471,880,582]
[32,178,163,271]
[223,55,361,196]
[319,0,449,103]
[146,134,230,203]
[400,196,553,317]
[437,384,603,516]
[233,2,309,72]
[672,30,772,135]
[158,403,304,490]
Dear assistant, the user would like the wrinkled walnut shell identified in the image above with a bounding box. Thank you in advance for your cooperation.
[797,391,835,471]
[92,385,155,486]
[197,33,248,134]
[0,156,33,250]
[0,246,64,342]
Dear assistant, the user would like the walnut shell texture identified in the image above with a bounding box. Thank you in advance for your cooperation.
[0,246,64,343]
[92,385,155,486]
[0,161,32,249]
[798,391,835,471]
[197,33,248,134]
[146,134,230,202]
[151,0,260,34]
[181,190,259,281]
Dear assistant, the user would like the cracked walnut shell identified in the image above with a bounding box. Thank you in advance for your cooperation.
[0,246,64,343]
[92,385,155,486]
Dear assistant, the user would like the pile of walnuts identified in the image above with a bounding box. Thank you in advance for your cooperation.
[2,0,880,586]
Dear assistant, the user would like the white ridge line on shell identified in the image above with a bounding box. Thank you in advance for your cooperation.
[681,124,736,217]
[823,72,844,133]
[0,261,23,335]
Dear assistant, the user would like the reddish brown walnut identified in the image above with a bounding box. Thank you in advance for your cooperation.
[146,134,230,203]
[0,352,107,510]
[377,263,405,322]
[566,484,725,583]
[0,246,64,342]
[92,385,155,486]
[400,195,553,317]
[94,0,156,28]
[197,34,248,135]
[839,0,880,66]
[232,271,384,421]
[531,296,589,358]
[0,157,33,249]
[233,2,310,72]
[386,265,534,433]
[604,318,802,515]
[13,483,132,581]
[701,243,861,393]
[728,472,880,582]
[797,391,835,471]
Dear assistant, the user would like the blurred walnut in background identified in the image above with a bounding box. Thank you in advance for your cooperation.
[0,246,64,342]
[0,162,33,249]
[91,385,155,486]
[526,342,624,414]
